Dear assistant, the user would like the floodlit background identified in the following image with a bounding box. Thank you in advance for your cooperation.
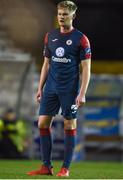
[0,0,123,161]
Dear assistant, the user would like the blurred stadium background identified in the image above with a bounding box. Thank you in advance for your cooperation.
[0,0,123,162]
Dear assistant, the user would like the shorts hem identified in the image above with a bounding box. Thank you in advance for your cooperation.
[63,116,77,120]
[39,113,56,116]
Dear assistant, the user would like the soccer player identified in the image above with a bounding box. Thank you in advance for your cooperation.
[27,0,91,177]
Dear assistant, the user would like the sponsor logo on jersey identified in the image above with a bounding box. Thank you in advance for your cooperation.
[55,47,65,57]
[66,39,72,45]
[52,56,71,63]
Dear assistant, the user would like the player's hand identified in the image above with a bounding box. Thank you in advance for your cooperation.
[75,94,86,108]
[36,89,42,103]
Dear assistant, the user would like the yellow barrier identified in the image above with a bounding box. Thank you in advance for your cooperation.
[92,61,123,74]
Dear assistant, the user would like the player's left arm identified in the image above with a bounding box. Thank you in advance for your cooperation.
[76,34,91,108]
[76,59,91,107]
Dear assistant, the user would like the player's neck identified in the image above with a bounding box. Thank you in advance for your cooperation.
[60,26,74,33]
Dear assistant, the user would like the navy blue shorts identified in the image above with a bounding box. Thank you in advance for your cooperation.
[39,91,78,120]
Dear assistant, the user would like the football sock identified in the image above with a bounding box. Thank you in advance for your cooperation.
[62,129,76,169]
[39,128,52,167]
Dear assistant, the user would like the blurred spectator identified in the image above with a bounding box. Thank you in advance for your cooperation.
[0,108,28,159]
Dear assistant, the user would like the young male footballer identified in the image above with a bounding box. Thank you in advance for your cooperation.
[27,0,91,177]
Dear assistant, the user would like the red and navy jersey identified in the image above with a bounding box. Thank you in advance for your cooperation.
[43,28,91,93]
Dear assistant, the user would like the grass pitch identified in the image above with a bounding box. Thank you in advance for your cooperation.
[0,160,123,179]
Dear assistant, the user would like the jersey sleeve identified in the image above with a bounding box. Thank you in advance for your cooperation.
[43,33,51,58]
[79,34,91,61]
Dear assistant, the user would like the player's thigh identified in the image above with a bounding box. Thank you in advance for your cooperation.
[38,115,53,128]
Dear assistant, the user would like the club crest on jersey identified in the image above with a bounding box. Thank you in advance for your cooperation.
[55,47,65,57]
[66,39,72,45]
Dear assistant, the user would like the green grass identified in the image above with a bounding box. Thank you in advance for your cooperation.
[0,160,123,179]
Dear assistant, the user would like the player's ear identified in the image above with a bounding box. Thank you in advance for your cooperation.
[72,13,76,20]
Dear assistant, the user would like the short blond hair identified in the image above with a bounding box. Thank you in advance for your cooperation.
[57,1,77,13]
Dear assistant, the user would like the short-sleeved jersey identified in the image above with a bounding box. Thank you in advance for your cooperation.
[43,28,91,93]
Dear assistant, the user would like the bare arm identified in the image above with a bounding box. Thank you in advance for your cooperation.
[36,57,50,102]
[76,58,91,107]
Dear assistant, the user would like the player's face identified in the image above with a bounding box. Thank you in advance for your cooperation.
[57,8,75,28]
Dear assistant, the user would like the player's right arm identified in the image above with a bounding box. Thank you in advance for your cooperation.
[36,57,50,103]
[37,32,51,103]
